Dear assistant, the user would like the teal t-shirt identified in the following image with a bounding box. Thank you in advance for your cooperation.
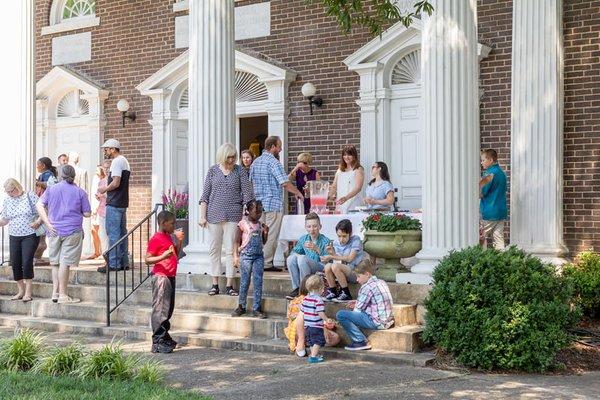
[292,233,331,263]
[480,164,507,221]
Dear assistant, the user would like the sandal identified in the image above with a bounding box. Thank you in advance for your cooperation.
[11,294,24,301]
[22,297,33,303]
[208,286,220,296]
[226,286,238,296]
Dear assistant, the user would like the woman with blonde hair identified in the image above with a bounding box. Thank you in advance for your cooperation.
[199,143,253,296]
[329,145,365,213]
[0,178,43,302]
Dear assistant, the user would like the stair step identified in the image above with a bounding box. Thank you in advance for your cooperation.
[0,266,430,305]
[0,313,433,366]
[0,281,417,326]
[0,295,423,352]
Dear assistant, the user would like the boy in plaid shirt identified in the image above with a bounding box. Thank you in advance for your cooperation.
[335,259,394,351]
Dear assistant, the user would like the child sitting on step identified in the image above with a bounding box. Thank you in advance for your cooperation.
[231,200,268,319]
[336,259,394,351]
[145,210,185,354]
[321,219,365,302]
[300,274,335,363]
[285,276,340,357]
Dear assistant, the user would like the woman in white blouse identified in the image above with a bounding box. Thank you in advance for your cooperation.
[329,145,364,213]
[0,179,43,302]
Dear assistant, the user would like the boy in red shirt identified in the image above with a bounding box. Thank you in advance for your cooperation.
[145,210,184,354]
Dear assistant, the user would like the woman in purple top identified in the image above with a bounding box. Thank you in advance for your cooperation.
[36,165,91,303]
[199,143,253,296]
[288,153,320,214]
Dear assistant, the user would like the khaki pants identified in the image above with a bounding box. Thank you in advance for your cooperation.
[207,221,238,278]
[481,220,505,250]
[260,211,283,269]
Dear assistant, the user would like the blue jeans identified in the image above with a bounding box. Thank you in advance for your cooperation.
[286,253,323,290]
[105,205,128,270]
[238,254,264,312]
[336,310,379,344]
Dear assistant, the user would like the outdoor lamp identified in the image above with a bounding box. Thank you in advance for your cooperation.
[301,82,323,115]
[117,99,136,127]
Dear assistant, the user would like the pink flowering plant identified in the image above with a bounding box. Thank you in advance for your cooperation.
[162,189,189,219]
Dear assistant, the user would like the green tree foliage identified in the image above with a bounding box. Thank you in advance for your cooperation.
[308,0,434,35]
[563,251,600,318]
[423,246,580,372]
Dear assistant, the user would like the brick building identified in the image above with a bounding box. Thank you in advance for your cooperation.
[13,0,600,279]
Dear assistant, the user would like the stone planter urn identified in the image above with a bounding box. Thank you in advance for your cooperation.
[174,218,189,259]
[363,230,422,282]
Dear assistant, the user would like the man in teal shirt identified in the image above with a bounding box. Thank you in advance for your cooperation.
[480,149,507,250]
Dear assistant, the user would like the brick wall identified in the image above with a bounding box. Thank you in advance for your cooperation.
[35,0,600,254]
[563,0,600,254]
[36,0,184,227]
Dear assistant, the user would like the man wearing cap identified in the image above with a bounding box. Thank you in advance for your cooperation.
[97,139,131,273]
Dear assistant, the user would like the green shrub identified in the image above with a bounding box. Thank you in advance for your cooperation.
[33,342,84,376]
[0,329,44,371]
[77,342,137,380]
[134,360,165,384]
[423,246,580,372]
[563,251,600,318]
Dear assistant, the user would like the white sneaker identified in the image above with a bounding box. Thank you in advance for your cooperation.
[295,349,306,357]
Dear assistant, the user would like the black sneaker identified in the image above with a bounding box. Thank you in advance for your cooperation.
[163,337,177,349]
[231,305,246,317]
[333,291,353,303]
[151,342,174,354]
[324,289,338,302]
[97,266,107,273]
[252,310,267,319]
[285,288,299,300]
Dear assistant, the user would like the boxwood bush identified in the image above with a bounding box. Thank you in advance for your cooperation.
[563,251,600,318]
[423,246,580,372]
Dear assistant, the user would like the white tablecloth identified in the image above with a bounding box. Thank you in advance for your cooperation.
[278,212,422,241]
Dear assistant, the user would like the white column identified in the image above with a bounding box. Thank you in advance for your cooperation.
[0,0,35,190]
[510,0,566,264]
[399,0,480,284]
[179,0,236,274]
[349,62,382,170]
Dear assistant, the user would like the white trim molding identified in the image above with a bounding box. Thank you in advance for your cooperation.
[43,0,99,35]
[36,66,109,177]
[136,49,297,208]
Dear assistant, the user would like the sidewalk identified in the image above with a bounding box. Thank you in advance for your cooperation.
[0,327,598,400]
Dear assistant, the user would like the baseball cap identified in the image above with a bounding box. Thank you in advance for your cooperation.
[101,139,121,148]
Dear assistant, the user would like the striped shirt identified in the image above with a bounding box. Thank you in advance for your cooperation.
[354,276,395,329]
[300,293,325,328]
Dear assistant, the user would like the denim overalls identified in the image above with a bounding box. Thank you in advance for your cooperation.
[238,223,264,312]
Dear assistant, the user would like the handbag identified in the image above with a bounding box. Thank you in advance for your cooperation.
[26,192,46,237]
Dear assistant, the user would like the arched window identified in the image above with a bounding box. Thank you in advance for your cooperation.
[235,71,268,102]
[178,88,189,110]
[391,50,421,85]
[57,90,90,118]
[53,0,96,24]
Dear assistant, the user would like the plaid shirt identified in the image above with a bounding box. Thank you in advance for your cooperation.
[354,276,395,329]
[249,151,289,212]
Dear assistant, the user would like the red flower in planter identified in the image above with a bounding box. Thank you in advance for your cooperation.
[372,214,381,222]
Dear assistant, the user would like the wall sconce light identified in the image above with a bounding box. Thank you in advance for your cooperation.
[301,82,323,115]
[117,99,136,127]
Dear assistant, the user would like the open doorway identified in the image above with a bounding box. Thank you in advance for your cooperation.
[238,115,268,157]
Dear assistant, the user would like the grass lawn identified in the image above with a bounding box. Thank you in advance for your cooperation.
[0,370,211,400]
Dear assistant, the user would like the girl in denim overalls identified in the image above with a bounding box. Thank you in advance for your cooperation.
[232,200,269,319]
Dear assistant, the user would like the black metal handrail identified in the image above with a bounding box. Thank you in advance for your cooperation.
[105,203,164,326]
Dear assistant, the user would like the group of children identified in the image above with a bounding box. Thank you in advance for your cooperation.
[144,148,506,356]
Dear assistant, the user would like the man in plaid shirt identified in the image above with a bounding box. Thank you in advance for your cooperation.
[336,259,394,351]
[249,136,303,271]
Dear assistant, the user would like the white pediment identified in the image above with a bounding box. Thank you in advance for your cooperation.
[344,19,491,69]
[37,66,109,99]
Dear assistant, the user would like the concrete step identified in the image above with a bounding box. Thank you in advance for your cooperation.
[0,313,434,366]
[0,280,418,326]
[0,296,423,352]
[0,265,431,305]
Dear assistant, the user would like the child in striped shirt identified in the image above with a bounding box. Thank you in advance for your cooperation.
[300,274,332,363]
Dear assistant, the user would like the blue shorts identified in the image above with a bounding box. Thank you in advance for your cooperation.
[305,326,326,347]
